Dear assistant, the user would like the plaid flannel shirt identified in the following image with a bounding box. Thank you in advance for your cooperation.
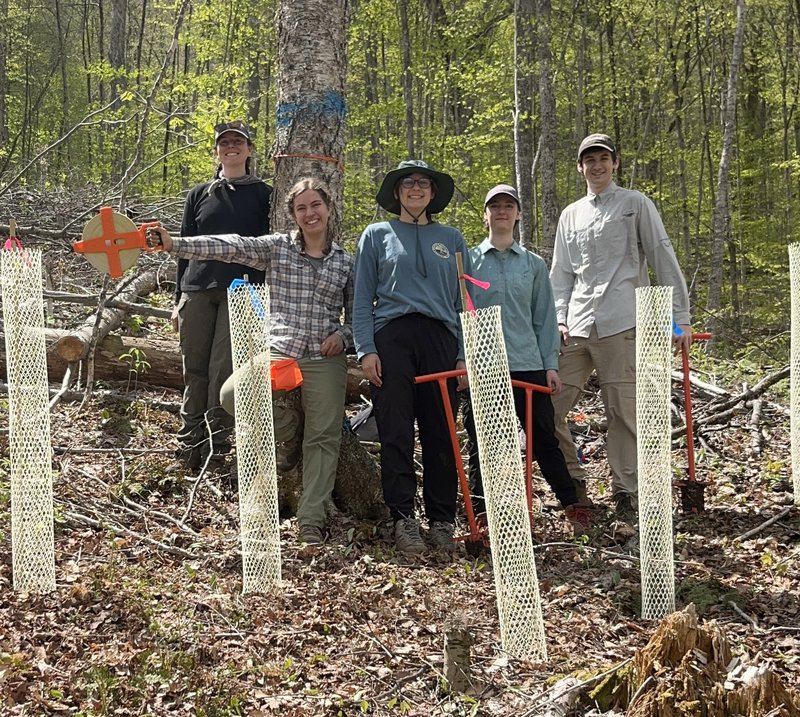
[171,232,354,360]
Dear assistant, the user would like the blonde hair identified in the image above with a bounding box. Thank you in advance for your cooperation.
[286,178,335,254]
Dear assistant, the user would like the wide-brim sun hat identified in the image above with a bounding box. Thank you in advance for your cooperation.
[376,159,455,215]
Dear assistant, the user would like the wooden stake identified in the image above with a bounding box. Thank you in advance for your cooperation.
[455,251,469,312]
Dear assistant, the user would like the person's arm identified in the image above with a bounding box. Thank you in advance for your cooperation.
[353,230,379,358]
[148,227,273,270]
[636,195,692,347]
[321,255,354,356]
[530,254,561,371]
[353,229,383,386]
[549,216,576,344]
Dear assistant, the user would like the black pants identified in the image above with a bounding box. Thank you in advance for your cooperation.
[462,369,577,514]
[372,314,459,523]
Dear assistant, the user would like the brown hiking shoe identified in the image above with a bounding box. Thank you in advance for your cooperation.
[298,524,325,545]
[573,479,596,508]
[614,493,638,523]
[565,504,594,535]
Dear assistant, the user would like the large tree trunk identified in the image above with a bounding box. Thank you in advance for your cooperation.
[536,0,557,263]
[707,0,746,342]
[513,0,535,249]
[272,0,347,232]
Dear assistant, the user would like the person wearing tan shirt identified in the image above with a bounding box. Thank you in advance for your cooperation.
[549,133,692,520]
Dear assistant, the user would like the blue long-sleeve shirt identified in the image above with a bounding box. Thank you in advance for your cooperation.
[469,238,560,372]
[353,220,471,358]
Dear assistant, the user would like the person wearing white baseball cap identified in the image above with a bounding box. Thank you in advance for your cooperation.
[461,184,593,534]
[549,133,692,522]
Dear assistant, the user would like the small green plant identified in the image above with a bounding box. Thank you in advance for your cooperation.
[120,346,151,392]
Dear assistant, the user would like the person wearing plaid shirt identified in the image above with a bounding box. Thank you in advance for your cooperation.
[149,178,353,545]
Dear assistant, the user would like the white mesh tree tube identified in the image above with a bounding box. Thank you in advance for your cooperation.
[790,244,800,506]
[636,286,676,619]
[1,249,56,592]
[228,283,281,592]
[461,305,547,662]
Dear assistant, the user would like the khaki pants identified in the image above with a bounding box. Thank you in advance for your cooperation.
[551,326,638,499]
[220,351,347,528]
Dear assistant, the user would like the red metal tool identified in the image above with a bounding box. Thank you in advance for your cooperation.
[414,368,550,554]
[674,332,712,512]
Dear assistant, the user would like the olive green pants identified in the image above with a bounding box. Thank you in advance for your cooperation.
[220,351,348,528]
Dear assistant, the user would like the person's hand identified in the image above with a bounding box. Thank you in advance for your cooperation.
[558,323,570,346]
[320,332,345,357]
[170,305,180,333]
[145,226,173,251]
[546,369,562,394]
[455,359,468,392]
[673,323,692,353]
[361,353,382,387]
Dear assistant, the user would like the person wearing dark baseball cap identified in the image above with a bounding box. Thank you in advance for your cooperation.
[171,120,272,471]
[353,159,470,555]
[549,133,692,522]
[460,184,593,534]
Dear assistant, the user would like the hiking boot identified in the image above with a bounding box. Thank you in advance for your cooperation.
[573,479,596,508]
[394,518,426,554]
[276,434,302,472]
[614,493,638,523]
[428,521,456,552]
[565,504,594,536]
[298,524,325,545]
[172,445,202,472]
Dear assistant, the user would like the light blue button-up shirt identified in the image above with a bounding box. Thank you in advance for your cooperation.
[550,182,691,338]
[469,238,560,372]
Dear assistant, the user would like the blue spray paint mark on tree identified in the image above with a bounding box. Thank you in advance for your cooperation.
[276,91,347,127]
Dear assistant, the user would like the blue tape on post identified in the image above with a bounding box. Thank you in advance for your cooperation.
[229,278,265,318]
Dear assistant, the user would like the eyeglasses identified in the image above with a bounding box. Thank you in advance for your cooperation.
[400,177,432,189]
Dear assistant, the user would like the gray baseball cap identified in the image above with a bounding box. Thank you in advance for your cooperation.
[484,184,520,208]
[577,133,616,161]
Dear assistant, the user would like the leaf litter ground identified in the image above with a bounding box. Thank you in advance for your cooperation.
[0,340,798,716]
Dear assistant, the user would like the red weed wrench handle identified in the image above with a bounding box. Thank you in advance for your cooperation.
[682,332,712,482]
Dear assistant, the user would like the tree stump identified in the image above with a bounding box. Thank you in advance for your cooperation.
[589,604,800,717]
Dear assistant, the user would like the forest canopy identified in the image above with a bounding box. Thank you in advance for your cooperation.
[0,0,796,349]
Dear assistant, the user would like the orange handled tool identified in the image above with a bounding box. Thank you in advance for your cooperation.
[73,207,161,278]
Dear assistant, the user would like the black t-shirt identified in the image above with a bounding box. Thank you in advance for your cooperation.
[175,180,272,301]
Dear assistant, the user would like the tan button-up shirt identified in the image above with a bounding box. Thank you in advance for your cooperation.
[549,182,691,339]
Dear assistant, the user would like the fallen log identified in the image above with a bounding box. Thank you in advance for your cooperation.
[54,270,159,362]
[0,326,368,400]
[43,288,171,319]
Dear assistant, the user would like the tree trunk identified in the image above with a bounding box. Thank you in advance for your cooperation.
[398,0,415,158]
[536,0,557,262]
[272,0,347,233]
[513,0,535,249]
[707,0,746,343]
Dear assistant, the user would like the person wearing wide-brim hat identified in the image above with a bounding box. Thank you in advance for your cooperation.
[353,159,471,555]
